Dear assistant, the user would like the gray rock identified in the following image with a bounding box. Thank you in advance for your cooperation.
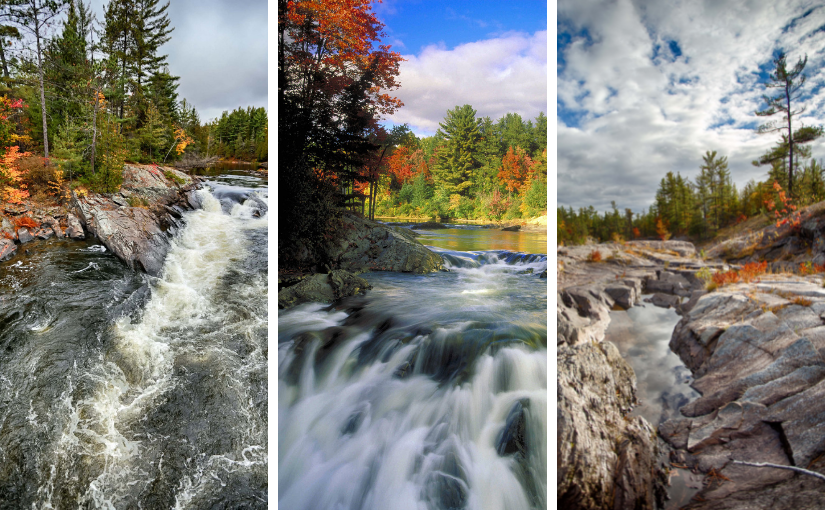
[558,341,665,510]
[324,213,443,274]
[17,228,33,243]
[65,214,84,239]
[644,292,682,309]
[0,238,15,261]
[605,284,636,310]
[278,269,372,309]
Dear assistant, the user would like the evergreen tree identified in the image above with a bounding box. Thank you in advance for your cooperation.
[434,104,481,198]
[756,51,823,196]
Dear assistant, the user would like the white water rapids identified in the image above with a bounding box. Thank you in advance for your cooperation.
[0,185,268,508]
[279,247,547,510]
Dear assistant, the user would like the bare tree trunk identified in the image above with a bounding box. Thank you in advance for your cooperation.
[90,89,97,174]
[34,5,48,158]
[0,39,9,78]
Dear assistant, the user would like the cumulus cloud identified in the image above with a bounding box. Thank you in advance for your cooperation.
[558,0,825,213]
[388,30,548,135]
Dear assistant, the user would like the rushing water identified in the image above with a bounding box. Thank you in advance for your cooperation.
[0,171,267,508]
[279,226,548,510]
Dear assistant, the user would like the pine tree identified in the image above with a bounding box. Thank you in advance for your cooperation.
[755,51,823,196]
[434,104,481,197]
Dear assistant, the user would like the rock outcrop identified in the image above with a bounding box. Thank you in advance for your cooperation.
[662,276,825,508]
[278,270,372,309]
[323,213,443,274]
[72,165,202,275]
[557,246,669,509]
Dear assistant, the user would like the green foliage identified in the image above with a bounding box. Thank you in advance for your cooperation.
[434,105,481,197]
[163,169,185,186]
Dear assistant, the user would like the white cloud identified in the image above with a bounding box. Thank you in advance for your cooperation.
[558,0,825,213]
[388,31,548,135]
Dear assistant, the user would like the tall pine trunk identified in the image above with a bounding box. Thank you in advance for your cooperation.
[35,19,48,158]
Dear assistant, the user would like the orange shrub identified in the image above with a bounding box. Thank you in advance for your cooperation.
[587,250,602,262]
[739,261,767,282]
[712,270,740,286]
[13,216,38,229]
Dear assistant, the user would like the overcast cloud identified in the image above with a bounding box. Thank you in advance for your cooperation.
[558,0,825,213]
[388,30,548,136]
[87,0,267,122]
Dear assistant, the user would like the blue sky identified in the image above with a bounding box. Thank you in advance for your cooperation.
[558,0,825,213]
[373,0,548,136]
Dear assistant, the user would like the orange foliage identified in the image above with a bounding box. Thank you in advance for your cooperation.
[765,181,800,229]
[798,262,825,276]
[738,261,767,282]
[587,250,602,262]
[655,217,671,241]
[0,145,31,205]
[13,216,38,229]
[284,0,404,118]
[712,270,740,286]
[498,146,533,193]
[632,227,641,239]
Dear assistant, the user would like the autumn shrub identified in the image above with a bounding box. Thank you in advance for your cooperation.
[18,156,59,194]
[587,250,602,263]
[14,216,38,229]
[739,261,768,282]
[711,270,740,287]
[792,296,813,307]
[798,261,825,276]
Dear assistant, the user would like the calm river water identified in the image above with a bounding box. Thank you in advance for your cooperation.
[279,225,548,510]
[0,169,267,508]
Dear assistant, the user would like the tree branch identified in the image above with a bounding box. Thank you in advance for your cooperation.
[731,460,825,482]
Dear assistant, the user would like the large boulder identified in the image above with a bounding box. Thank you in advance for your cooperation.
[0,238,15,261]
[324,213,443,274]
[72,164,202,275]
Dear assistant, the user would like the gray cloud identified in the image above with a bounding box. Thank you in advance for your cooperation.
[558,0,825,213]
[388,30,547,135]
[87,0,267,122]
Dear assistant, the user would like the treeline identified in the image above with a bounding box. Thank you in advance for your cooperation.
[0,0,267,198]
[559,51,824,247]
[376,107,547,221]
[558,151,825,245]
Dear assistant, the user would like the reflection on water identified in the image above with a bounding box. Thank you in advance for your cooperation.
[603,304,702,509]
[604,305,697,426]
[399,226,547,255]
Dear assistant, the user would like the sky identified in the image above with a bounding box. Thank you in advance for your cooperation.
[374,0,548,137]
[558,0,825,213]
[82,0,268,123]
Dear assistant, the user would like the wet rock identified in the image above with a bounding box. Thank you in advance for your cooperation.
[278,269,372,309]
[65,213,84,239]
[501,225,521,231]
[604,284,636,310]
[17,228,33,243]
[0,238,15,261]
[497,398,529,457]
[645,292,682,309]
[324,213,443,274]
[34,226,53,239]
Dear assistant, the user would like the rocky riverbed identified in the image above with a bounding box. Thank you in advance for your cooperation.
[0,164,204,275]
[558,236,825,509]
[278,212,445,309]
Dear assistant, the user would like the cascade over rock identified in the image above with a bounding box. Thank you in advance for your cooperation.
[72,165,203,276]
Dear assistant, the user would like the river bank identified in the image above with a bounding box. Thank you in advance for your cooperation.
[0,165,268,507]
[559,218,825,509]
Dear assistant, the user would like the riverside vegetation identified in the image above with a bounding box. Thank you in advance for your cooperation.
[278,1,547,509]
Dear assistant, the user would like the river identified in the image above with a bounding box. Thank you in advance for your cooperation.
[278,224,548,510]
[0,168,268,508]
